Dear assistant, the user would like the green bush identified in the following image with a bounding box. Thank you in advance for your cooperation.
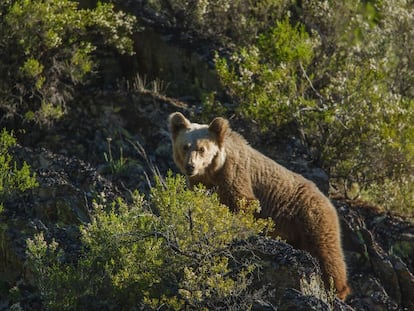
[214,1,414,214]
[0,128,38,210]
[215,17,315,130]
[0,0,136,124]
[26,173,273,310]
[144,0,293,44]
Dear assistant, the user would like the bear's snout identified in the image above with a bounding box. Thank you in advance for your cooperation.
[185,163,195,175]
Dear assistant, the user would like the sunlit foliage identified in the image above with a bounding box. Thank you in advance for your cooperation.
[26,174,273,310]
[0,0,136,124]
[0,129,38,210]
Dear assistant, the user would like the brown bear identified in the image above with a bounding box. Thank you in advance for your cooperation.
[168,112,350,300]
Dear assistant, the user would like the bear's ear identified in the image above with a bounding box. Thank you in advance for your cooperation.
[169,112,191,140]
[208,117,229,147]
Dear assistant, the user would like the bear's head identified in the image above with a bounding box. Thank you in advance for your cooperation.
[168,112,228,177]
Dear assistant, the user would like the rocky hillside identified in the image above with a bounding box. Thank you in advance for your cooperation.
[2,75,414,310]
[1,5,414,310]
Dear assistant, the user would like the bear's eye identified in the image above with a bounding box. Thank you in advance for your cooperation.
[199,147,205,154]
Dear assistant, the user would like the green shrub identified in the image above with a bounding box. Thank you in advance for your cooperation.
[215,17,315,130]
[298,0,414,214]
[0,128,38,210]
[0,0,136,124]
[26,173,273,310]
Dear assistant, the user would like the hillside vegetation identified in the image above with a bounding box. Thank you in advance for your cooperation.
[0,0,413,310]
[1,0,412,213]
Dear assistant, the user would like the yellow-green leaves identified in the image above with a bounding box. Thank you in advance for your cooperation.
[2,0,136,124]
[26,173,272,309]
[0,129,38,202]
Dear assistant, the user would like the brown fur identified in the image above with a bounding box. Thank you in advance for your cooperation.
[168,112,350,300]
